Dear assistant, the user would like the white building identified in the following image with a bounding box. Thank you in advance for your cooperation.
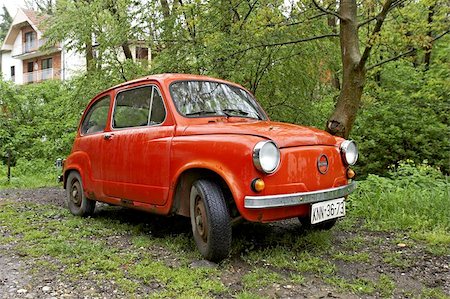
[1,8,151,85]
[0,8,87,84]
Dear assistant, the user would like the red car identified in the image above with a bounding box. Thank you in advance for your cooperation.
[61,74,358,261]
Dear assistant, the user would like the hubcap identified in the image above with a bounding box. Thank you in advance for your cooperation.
[194,195,208,242]
[70,181,82,207]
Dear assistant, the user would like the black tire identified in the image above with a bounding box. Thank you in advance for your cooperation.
[66,172,96,217]
[190,179,232,262]
[298,216,337,230]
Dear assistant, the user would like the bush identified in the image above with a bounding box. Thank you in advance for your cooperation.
[348,161,449,233]
[351,60,450,177]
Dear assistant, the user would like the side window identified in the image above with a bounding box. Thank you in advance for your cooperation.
[113,85,166,128]
[81,95,111,135]
[150,88,166,124]
[113,86,151,128]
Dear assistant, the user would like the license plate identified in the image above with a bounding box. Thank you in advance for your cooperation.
[311,198,345,224]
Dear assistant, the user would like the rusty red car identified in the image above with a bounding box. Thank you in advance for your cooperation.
[61,74,358,261]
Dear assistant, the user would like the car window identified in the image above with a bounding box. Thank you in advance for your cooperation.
[149,88,166,124]
[81,95,111,135]
[113,86,151,128]
[113,86,166,128]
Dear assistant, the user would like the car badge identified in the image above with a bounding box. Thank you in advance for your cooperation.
[317,154,329,174]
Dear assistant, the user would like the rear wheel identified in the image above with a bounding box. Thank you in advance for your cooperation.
[298,216,337,230]
[190,179,231,262]
[66,172,96,217]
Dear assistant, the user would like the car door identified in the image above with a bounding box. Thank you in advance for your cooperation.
[77,94,111,196]
[101,84,173,205]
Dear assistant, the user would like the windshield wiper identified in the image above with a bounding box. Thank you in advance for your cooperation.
[186,110,225,117]
[222,108,262,119]
[222,109,249,116]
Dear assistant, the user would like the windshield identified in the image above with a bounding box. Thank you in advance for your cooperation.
[170,81,266,120]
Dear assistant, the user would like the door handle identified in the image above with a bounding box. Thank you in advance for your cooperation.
[104,133,114,140]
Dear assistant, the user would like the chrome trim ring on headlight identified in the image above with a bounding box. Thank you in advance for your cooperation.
[340,140,358,166]
[253,140,281,174]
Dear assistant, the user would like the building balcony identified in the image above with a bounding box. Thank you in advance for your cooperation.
[23,68,59,84]
[23,39,46,54]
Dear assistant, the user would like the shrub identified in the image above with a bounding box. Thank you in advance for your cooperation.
[348,161,449,233]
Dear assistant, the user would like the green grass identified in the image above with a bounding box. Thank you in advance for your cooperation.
[382,251,412,269]
[0,160,59,189]
[347,166,450,242]
[0,203,221,297]
[325,274,396,297]
[241,268,282,290]
[333,251,371,263]
[1,163,449,298]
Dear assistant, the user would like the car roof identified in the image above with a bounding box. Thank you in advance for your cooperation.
[97,73,240,97]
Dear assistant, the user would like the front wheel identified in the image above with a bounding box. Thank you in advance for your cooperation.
[66,172,96,217]
[190,179,232,262]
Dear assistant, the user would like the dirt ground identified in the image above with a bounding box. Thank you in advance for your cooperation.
[0,187,449,298]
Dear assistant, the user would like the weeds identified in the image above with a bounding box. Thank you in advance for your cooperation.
[347,162,449,238]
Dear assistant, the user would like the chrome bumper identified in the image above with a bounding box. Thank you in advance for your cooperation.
[244,182,357,209]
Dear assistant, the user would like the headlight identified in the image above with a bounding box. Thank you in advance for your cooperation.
[253,141,280,174]
[340,140,358,165]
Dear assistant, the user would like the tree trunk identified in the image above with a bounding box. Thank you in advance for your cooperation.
[326,0,365,138]
[6,149,11,182]
[424,4,435,71]
[160,0,171,19]
[327,4,341,90]
[85,41,94,72]
[122,42,133,60]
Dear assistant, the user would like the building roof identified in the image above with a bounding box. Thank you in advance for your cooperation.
[1,8,49,51]
[22,9,48,31]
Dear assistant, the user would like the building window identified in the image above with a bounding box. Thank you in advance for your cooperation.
[42,58,52,69]
[41,58,53,80]
[24,61,35,83]
[10,66,15,82]
[27,61,34,72]
[24,32,36,52]
[135,47,148,60]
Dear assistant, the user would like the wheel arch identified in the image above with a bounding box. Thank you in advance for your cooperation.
[63,167,82,189]
[170,167,240,220]
[62,151,92,190]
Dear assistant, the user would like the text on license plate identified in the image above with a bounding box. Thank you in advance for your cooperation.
[311,198,345,224]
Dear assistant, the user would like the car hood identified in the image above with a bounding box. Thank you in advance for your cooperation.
[182,120,338,148]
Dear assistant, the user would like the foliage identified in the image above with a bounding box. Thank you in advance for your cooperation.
[44,0,151,79]
[352,39,450,176]
[0,74,124,175]
[348,161,450,238]
[0,5,12,43]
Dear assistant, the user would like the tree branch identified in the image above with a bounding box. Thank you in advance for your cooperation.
[227,33,339,58]
[265,12,327,28]
[311,0,345,21]
[358,0,394,68]
[367,29,450,70]
[358,15,378,28]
